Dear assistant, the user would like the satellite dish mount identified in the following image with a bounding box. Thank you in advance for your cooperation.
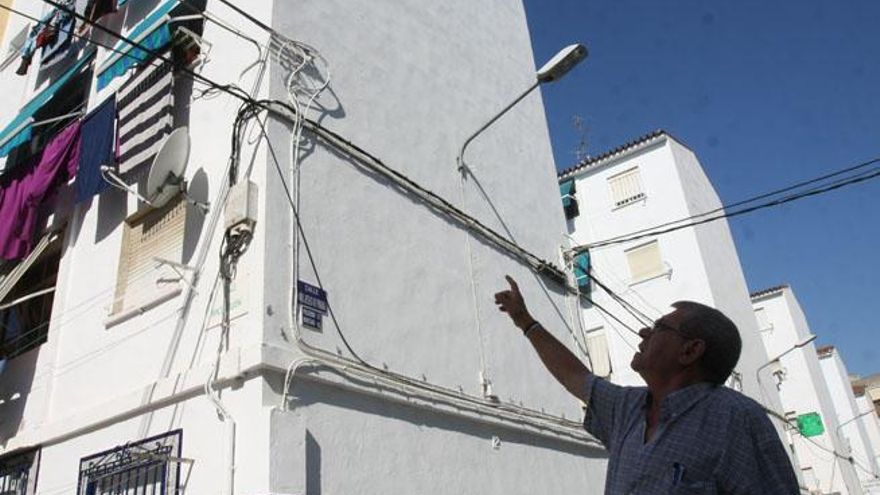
[102,127,208,213]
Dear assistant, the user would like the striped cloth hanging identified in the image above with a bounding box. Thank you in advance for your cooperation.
[116,59,174,175]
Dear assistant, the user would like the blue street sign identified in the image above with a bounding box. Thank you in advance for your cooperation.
[297,280,328,313]
[301,306,323,330]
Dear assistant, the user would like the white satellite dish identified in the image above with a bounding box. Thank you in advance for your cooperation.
[146,127,191,209]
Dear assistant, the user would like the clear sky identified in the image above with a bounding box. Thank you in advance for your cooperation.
[522,1,879,376]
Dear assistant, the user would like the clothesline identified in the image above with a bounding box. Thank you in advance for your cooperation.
[30,108,85,128]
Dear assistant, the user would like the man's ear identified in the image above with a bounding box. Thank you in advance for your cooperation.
[679,339,706,366]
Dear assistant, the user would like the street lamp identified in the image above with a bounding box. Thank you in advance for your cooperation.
[456,43,588,174]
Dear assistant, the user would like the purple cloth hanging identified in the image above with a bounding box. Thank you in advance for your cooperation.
[0,121,81,260]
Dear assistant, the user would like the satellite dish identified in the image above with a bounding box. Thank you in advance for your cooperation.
[146,127,191,209]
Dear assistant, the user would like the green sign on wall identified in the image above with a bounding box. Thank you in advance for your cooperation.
[796,412,825,437]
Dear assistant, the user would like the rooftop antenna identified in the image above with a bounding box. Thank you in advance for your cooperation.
[571,115,589,162]
[102,127,208,213]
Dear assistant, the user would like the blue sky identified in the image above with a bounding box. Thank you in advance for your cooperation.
[523,1,879,376]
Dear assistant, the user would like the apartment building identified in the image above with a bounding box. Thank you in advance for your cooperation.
[0,1,607,493]
[751,284,865,494]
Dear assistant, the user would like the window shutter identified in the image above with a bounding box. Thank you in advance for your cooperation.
[573,251,590,292]
[608,167,645,208]
[625,241,663,282]
[112,197,186,314]
[586,327,611,377]
[559,179,579,219]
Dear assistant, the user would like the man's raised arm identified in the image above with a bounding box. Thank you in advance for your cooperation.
[494,275,591,402]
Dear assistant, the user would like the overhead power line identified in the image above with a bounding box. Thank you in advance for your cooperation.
[574,157,880,251]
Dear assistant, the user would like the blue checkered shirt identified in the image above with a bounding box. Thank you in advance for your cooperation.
[583,375,799,494]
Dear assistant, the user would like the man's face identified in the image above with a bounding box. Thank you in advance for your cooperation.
[630,309,690,380]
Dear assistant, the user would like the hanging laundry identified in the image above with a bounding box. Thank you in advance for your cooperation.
[16,18,59,76]
[75,97,116,202]
[116,59,174,175]
[39,4,76,70]
[0,121,81,261]
[78,0,118,34]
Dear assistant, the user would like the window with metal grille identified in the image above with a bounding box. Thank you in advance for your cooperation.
[624,240,663,283]
[0,447,40,494]
[111,196,186,318]
[77,430,183,495]
[585,326,611,377]
[0,230,63,360]
[607,167,646,208]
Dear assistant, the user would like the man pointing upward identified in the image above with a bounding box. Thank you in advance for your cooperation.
[494,276,799,494]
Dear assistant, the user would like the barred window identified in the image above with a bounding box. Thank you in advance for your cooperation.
[77,430,184,495]
[0,447,40,494]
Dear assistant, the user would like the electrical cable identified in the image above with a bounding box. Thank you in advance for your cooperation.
[589,273,653,326]
[0,2,149,63]
[575,158,880,251]
[575,156,880,251]
[21,0,605,438]
[33,0,569,287]
[588,260,665,319]
[248,102,369,367]
[765,406,880,479]
[248,111,594,433]
[575,287,642,338]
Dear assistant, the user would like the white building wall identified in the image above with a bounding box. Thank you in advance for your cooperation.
[821,349,880,493]
[0,0,607,493]
[562,135,777,406]
[753,287,860,495]
[856,395,880,494]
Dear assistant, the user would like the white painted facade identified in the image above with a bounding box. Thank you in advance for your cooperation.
[559,133,779,399]
[855,395,880,494]
[558,131,798,483]
[0,1,609,494]
[752,285,863,495]
[819,347,880,494]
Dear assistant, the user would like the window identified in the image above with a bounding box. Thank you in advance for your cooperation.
[754,307,772,331]
[111,196,187,318]
[624,241,664,283]
[77,430,184,495]
[559,179,579,219]
[607,167,646,208]
[0,230,63,360]
[0,447,40,494]
[0,24,30,72]
[3,62,93,171]
[801,467,818,491]
[585,326,611,377]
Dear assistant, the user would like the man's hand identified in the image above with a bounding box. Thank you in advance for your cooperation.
[493,276,590,401]
[494,275,536,330]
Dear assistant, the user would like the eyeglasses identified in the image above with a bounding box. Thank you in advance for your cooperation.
[644,319,687,338]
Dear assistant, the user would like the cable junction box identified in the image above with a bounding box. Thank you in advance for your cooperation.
[225,180,259,232]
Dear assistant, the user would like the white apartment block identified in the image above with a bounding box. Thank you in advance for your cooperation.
[0,1,609,493]
[751,284,865,494]
[557,130,798,482]
[558,132,778,397]
[819,345,880,494]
